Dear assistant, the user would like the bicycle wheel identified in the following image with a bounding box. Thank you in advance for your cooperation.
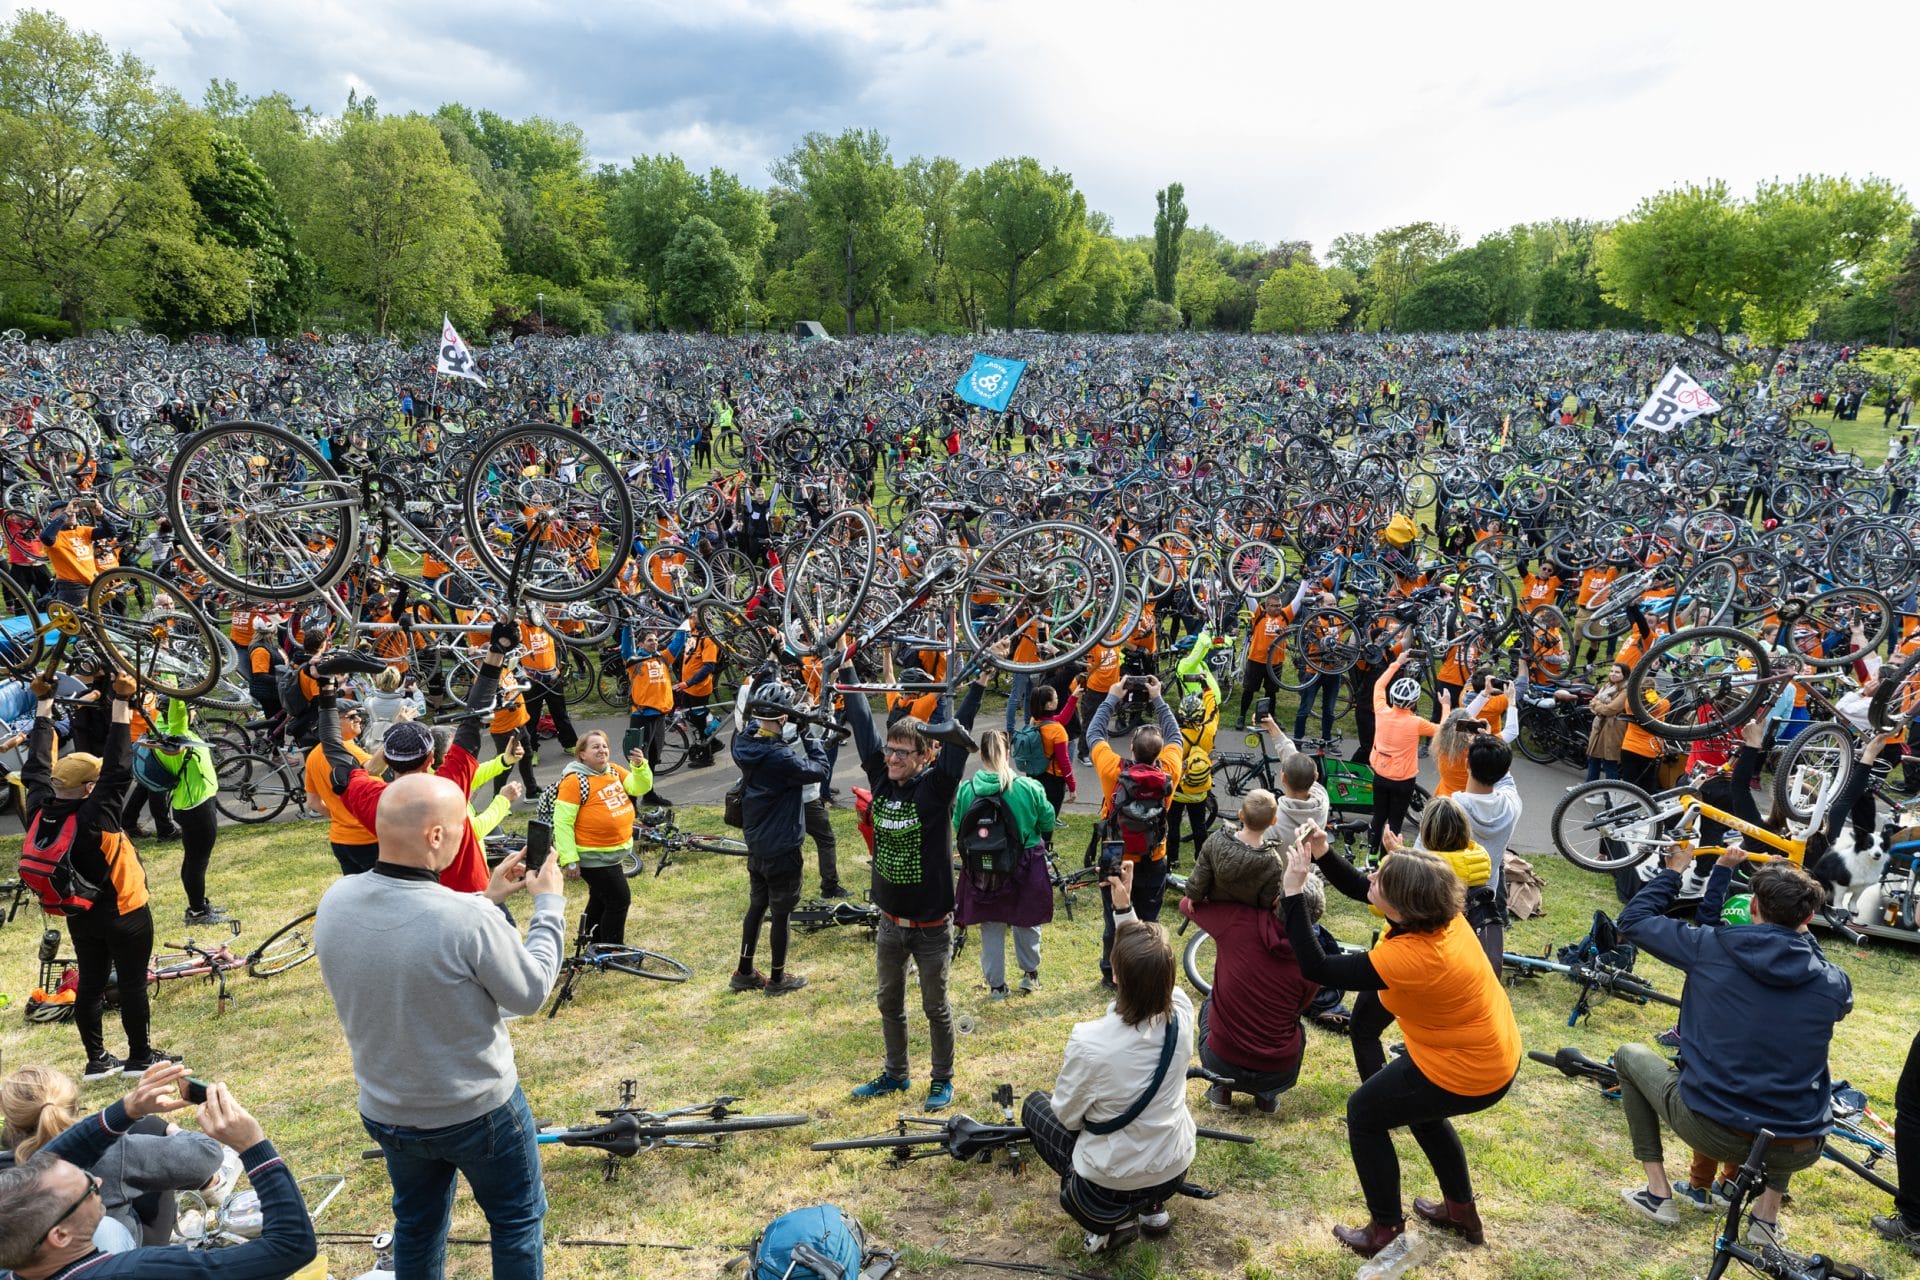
[248,911,318,977]
[86,568,222,699]
[782,508,876,655]
[963,521,1125,674]
[1182,928,1215,996]
[1624,626,1771,740]
[652,720,694,776]
[628,1113,812,1138]
[1551,780,1662,873]
[0,569,47,676]
[1781,587,1891,669]
[461,424,633,601]
[1772,721,1854,825]
[1515,706,1560,765]
[588,944,692,982]
[1869,645,1920,732]
[166,421,359,600]
[214,754,296,824]
[1672,557,1739,629]
[683,834,750,856]
[1225,540,1286,599]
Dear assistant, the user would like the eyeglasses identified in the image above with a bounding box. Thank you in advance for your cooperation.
[883,746,918,760]
[45,1171,101,1239]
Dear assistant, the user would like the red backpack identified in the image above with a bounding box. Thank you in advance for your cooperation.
[18,812,100,917]
[1107,761,1172,858]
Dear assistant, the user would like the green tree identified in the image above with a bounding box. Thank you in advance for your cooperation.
[0,9,175,333]
[1152,182,1186,304]
[1253,259,1344,334]
[610,154,700,325]
[774,129,919,337]
[952,156,1089,328]
[1134,298,1181,332]
[1175,248,1240,329]
[904,155,964,324]
[1598,175,1911,364]
[1397,270,1489,332]
[306,114,501,335]
[662,214,748,331]
[1358,222,1459,331]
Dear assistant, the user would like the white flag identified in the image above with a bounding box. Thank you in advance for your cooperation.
[1632,364,1721,433]
[436,313,486,385]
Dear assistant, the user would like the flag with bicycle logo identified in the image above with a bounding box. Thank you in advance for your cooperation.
[954,354,1026,413]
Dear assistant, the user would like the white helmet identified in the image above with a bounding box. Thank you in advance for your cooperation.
[1388,676,1422,708]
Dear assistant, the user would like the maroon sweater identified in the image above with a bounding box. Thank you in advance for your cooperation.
[1180,895,1317,1071]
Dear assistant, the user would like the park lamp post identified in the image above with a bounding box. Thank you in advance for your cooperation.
[245,277,257,340]
[536,292,544,329]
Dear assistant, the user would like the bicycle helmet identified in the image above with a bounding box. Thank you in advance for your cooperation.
[1387,676,1423,708]
[1177,691,1208,728]
[749,681,798,720]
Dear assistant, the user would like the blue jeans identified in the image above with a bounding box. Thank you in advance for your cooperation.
[362,1087,545,1279]
[1584,756,1620,783]
[1005,671,1032,731]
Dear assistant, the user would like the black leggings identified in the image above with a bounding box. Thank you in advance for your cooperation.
[70,906,154,1062]
[576,863,631,949]
[624,713,665,772]
[1895,1027,1920,1229]
[174,799,217,911]
[491,730,537,794]
[1167,798,1212,868]
[1240,658,1283,723]
[1369,775,1417,855]
[521,675,576,751]
[740,861,802,978]
[1347,1051,1515,1225]
[1619,750,1664,794]
[1350,989,1396,1081]
[121,788,173,835]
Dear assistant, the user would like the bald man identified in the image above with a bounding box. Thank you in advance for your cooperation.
[315,771,565,1280]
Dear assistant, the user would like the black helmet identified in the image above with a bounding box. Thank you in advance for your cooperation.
[749,681,798,720]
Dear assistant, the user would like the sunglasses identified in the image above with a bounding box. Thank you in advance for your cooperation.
[46,1171,101,1239]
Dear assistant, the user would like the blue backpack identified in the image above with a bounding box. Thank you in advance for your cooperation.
[131,741,178,794]
[749,1204,875,1280]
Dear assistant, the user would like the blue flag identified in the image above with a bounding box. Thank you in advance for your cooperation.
[954,354,1026,413]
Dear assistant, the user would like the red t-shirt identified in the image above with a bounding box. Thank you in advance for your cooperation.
[339,744,487,893]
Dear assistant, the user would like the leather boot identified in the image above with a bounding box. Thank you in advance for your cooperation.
[1332,1219,1405,1257]
[1412,1195,1485,1244]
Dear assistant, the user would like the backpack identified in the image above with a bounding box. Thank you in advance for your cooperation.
[747,1204,870,1280]
[277,665,315,741]
[957,786,1025,892]
[18,812,101,917]
[132,741,176,794]
[1010,723,1050,777]
[1107,760,1172,858]
[1558,909,1636,972]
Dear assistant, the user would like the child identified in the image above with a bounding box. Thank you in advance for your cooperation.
[1188,790,1285,909]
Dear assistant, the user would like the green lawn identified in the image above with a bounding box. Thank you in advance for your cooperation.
[2,807,1911,1279]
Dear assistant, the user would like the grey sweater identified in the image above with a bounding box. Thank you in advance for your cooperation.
[315,870,565,1127]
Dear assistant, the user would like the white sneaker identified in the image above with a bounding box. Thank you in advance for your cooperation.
[1585,791,1606,805]
[1139,1206,1172,1233]
[1745,1216,1786,1247]
[1620,1186,1680,1225]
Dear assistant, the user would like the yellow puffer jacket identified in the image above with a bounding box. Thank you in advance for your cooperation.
[1370,840,1491,917]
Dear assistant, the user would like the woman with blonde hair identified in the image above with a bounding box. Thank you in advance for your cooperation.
[1,1064,224,1246]
[953,728,1056,1000]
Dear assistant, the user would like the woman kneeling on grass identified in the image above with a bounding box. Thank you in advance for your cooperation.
[1280,835,1521,1258]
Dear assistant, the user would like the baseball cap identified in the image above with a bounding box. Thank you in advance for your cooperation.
[51,753,103,787]
[379,722,434,768]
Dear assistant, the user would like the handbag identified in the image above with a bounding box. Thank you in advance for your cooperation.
[723,780,745,829]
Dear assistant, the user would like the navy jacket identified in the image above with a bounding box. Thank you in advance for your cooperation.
[1619,868,1852,1139]
[731,727,829,863]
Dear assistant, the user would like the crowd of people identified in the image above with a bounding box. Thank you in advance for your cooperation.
[1,328,1917,1278]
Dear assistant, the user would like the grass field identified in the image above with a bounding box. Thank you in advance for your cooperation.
[2,802,1912,1280]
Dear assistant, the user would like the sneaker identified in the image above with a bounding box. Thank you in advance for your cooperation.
[987,985,1010,1002]
[1099,975,1117,993]
[1083,1222,1139,1254]
[1203,1083,1233,1110]
[1019,971,1040,993]
[154,826,180,841]
[924,1079,954,1112]
[728,969,768,992]
[1620,1186,1680,1225]
[852,1072,911,1100]
[765,973,808,996]
[1138,1203,1172,1236]
[1585,791,1606,806]
[820,886,853,900]
[1744,1216,1785,1247]
[1654,1027,1683,1050]
[1871,1213,1920,1255]
[1671,1181,1714,1211]
[82,1054,124,1082]
[122,1049,184,1076]
[184,904,231,926]
[1254,1093,1281,1115]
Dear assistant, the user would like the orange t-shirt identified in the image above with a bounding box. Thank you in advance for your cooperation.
[628,655,673,714]
[1576,566,1617,609]
[519,623,558,673]
[1618,689,1669,760]
[1370,702,1439,782]
[305,741,374,845]
[1084,645,1122,694]
[490,687,530,736]
[1090,739,1183,862]
[1247,612,1290,665]
[1039,721,1069,777]
[558,765,637,849]
[1371,916,1521,1096]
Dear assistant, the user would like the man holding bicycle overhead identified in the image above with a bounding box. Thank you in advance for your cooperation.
[1613,847,1852,1246]
[840,661,985,1114]
[316,772,565,1280]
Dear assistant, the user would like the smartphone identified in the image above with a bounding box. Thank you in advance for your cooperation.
[1461,719,1488,735]
[183,1078,210,1105]
[523,818,553,875]
[1254,697,1273,721]
[1098,839,1125,880]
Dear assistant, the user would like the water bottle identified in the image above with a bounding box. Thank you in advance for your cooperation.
[38,929,60,965]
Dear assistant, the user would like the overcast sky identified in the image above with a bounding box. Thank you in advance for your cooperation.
[35,0,1920,251]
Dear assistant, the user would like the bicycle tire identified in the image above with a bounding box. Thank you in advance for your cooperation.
[620,1113,811,1138]
[214,753,296,824]
[87,567,222,699]
[652,720,694,776]
[166,421,359,600]
[1782,587,1892,670]
[1623,626,1771,740]
[782,507,876,655]
[1869,644,1920,732]
[1514,707,1560,766]
[682,834,750,856]
[811,1132,952,1152]
[0,570,47,676]
[1182,928,1214,996]
[589,944,692,982]
[1772,721,1854,825]
[1591,969,1681,1009]
[1550,780,1662,873]
[461,424,633,601]
[248,911,318,977]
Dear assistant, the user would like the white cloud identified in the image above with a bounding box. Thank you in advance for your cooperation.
[26,0,1920,250]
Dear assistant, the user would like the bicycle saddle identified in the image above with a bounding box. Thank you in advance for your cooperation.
[921,720,976,752]
[945,1115,1019,1158]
